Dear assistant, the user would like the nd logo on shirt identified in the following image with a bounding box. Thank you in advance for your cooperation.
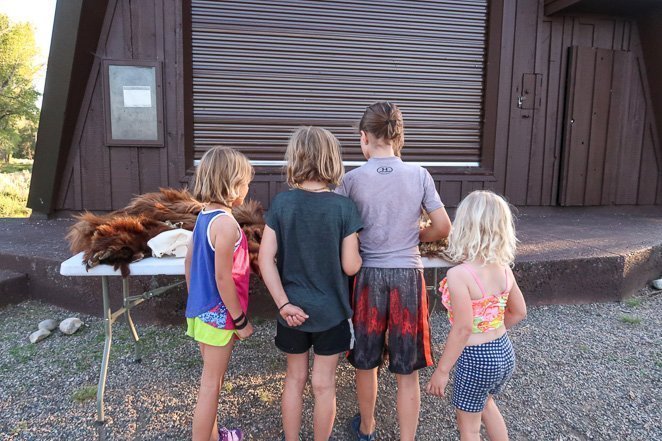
[377,166,393,175]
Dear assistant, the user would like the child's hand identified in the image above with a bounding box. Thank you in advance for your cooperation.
[236,321,254,340]
[426,369,449,397]
[280,304,309,327]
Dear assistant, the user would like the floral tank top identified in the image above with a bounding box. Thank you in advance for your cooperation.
[439,263,511,333]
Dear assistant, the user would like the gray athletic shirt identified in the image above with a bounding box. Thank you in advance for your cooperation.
[335,156,444,269]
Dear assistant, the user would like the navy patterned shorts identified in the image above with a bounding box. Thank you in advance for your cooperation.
[452,333,515,412]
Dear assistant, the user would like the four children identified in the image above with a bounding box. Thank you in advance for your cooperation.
[185,103,527,441]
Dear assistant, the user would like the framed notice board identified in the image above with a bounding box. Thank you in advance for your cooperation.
[103,60,164,146]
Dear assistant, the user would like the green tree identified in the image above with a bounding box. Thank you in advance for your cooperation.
[0,14,40,162]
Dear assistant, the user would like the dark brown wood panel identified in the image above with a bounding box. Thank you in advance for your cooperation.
[615,57,647,205]
[439,180,463,207]
[49,0,662,212]
[56,0,187,211]
[584,49,613,205]
[504,0,540,205]
[561,47,631,205]
[637,123,659,204]
[601,50,633,204]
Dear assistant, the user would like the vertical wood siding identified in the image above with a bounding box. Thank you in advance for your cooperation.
[56,0,187,211]
[53,0,661,211]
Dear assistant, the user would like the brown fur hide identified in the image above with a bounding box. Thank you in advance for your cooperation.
[67,188,203,276]
[231,199,265,277]
[419,210,450,259]
[66,188,266,277]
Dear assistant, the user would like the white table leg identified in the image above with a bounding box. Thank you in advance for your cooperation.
[122,278,141,362]
[96,276,112,424]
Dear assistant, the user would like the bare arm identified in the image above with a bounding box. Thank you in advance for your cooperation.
[426,268,473,397]
[212,216,253,339]
[504,268,527,328]
[257,225,308,327]
[419,207,452,243]
[341,232,362,276]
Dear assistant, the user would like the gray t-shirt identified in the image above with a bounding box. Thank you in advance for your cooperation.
[265,189,363,332]
[335,156,443,268]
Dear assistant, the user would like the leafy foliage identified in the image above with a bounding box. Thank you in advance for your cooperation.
[0,14,40,162]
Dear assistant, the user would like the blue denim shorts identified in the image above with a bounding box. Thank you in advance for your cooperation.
[452,333,515,412]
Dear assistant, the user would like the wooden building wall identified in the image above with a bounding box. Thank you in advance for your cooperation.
[55,0,188,211]
[52,0,661,211]
[241,0,662,209]
[481,0,661,207]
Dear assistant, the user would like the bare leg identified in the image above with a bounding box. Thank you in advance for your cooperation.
[193,341,235,441]
[311,353,340,441]
[481,396,508,441]
[282,352,309,441]
[395,372,420,441]
[355,368,378,435]
[456,409,482,441]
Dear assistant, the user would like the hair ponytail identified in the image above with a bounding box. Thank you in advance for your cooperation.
[359,102,404,155]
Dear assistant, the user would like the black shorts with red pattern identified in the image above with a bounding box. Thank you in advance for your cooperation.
[347,267,434,375]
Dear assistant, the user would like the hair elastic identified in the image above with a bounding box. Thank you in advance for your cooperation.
[232,312,246,325]
[234,318,248,330]
[278,301,291,311]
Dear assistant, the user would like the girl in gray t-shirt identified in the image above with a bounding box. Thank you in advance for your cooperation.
[335,102,452,441]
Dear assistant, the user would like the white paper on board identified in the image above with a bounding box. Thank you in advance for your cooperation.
[123,86,152,108]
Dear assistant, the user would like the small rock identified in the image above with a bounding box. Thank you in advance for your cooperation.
[59,317,83,335]
[29,328,51,343]
[38,319,58,331]
[651,279,662,290]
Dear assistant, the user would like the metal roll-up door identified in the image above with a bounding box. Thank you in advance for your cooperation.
[191,0,487,166]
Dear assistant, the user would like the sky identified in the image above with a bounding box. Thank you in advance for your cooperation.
[0,0,57,106]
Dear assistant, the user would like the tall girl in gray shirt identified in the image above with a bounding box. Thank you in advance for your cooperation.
[336,102,452,441]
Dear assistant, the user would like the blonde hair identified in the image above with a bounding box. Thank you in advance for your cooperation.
[446,190,517,266]
[285,126,344,187]
[192,146,253,205]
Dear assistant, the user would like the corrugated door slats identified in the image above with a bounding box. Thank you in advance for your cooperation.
[191,0,487,163]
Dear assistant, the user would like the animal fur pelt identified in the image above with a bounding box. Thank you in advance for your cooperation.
[75,214,173,277]
[122,187,203,230]
[419,210,450,259]
[232,199,265,277]
[66,188,203,276]
[66,188,267,277]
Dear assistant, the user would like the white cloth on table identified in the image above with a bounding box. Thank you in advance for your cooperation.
[147,229,192,258]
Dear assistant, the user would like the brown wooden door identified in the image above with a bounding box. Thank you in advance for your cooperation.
[559,46,636,206]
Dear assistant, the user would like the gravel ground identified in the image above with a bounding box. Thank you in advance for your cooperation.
[0,290,660,441]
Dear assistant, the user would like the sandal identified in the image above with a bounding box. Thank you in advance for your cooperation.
[219,426,244,441]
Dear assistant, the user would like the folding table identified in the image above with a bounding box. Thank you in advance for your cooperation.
[60,252,185,423]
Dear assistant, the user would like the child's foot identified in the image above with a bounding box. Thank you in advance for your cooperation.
[219,427,243,441]
[350,414,376,441]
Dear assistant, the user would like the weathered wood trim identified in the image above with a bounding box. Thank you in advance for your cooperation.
[544,0,582,16]
[28,0,85,215]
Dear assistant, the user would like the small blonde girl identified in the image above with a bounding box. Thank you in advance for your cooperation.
[259,126,363,441]
[185,146,254,441]
[426,190,527,441]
